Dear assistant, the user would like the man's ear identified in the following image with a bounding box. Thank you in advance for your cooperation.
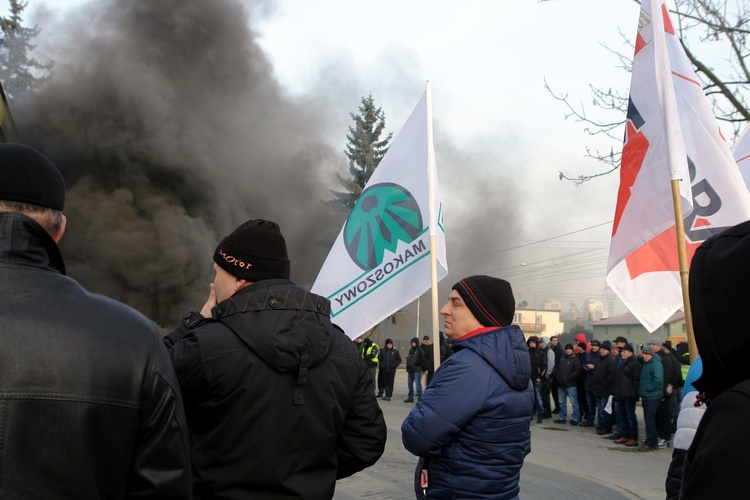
[53,214,67,243]
[234,278,248,292]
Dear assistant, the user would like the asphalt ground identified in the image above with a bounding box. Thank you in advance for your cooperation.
[334,371,672,499]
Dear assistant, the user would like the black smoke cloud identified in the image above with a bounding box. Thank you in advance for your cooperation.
[17,0,523,327]
[18,0,341,325]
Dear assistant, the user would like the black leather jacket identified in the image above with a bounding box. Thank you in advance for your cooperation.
[165,280,386,499]
[0,212,192,498]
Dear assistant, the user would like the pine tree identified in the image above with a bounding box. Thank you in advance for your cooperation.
[0,0,51,99]
[331,93,393,210]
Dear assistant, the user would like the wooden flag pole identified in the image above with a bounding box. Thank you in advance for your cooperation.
[425,81,442,372]
[670,179,698,363]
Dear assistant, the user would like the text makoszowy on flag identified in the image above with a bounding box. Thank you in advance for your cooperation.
[312,90,448,339]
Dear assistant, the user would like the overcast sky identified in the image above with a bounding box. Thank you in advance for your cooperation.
[253,0,642,315]
[32,0,654,317]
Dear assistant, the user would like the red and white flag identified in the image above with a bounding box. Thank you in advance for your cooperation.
[606,0,750,332]
[733,122,750,189]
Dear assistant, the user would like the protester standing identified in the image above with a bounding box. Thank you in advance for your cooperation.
[638,346,664,452]
[613,344,641,447]
[164,219,386,498]
[402,275,533,499]
[377,339,401,401]
[0,143,192,497]
[404,337,424,403]
[554,343,582,425]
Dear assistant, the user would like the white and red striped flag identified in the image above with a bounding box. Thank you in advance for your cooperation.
[606,0,750,332]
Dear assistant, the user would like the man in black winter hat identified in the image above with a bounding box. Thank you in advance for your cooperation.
[0,144,192,497]
[377,338,401,400]
[402,275,533,499]
[165,219,386,498]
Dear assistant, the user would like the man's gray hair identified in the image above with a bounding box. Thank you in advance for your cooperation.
[0,200,63,237]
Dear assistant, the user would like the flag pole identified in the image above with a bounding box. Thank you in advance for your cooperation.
[425,81,442,371]
[670,181,698,362]
[653,0,697,363]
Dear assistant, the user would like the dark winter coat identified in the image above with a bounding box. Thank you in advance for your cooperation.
[682,378,750,498]
[658,349,681,395]
[556,353,582,388]
[165,280,386,499]
[406,338,424,372]
[583,350,600,391]
[576,351,588,384]
[528,347,547,380]
[590,353,615,397]
[551,343,564,375]
[402,325,534,499]
[613,355,642,400]
[0,213,192,498]
[679,221,750,497]
[378,346,402,373]
[420,340,433,372]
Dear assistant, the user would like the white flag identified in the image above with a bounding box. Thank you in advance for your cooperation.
[312,88,448,339]
[606,0,750,332]
[733,122,750,189]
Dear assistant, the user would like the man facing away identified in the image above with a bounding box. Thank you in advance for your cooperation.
[0,143,192,497]
[164,219,386,499]
[165,219,386,499]
[402,275,534,499]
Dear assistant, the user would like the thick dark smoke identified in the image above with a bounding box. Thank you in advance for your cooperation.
[18,0,341,325]
[15,0,523,329]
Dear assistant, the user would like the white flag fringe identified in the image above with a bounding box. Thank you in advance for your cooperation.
[312,88,448,339]
[606,0,750,332]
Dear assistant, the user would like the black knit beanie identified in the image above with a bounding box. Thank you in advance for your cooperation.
[213,219,290,281]
[452,275,515,328]
[0,143,65,210]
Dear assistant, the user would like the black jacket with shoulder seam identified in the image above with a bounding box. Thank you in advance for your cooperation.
[164,280,386,499]
[0,212,192,498]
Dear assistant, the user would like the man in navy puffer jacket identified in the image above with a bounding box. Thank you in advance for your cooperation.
[402,275,534,499]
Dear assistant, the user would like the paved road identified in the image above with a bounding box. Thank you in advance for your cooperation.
[335,371,672,499]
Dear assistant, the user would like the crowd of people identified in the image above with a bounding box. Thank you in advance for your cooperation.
[4,142,748,498]
[527,332,689,452]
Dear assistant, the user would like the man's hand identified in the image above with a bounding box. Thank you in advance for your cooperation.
[199,283,217,318]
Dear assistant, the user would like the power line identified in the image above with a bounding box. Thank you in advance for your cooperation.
[449,220,613,264]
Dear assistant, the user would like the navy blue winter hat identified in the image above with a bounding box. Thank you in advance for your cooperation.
[214,219,290,281]
[0,143,65,210]
[453,275,515,327]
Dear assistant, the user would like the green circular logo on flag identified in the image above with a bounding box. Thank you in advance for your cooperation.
[344,183,423,271]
